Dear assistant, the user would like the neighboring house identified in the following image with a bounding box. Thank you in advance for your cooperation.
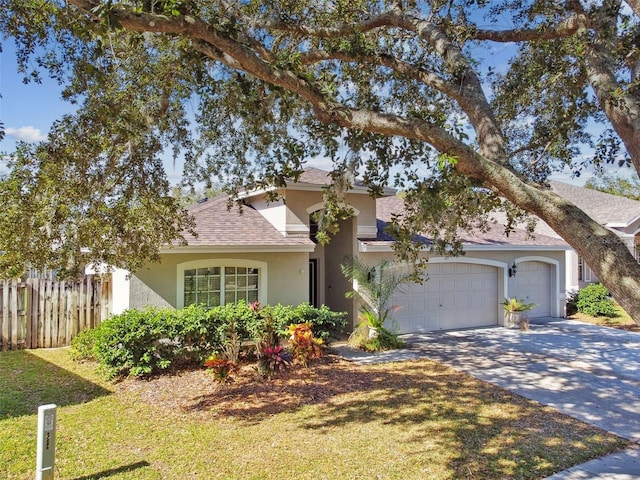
[534,181,640,292]
[114,168,570,334]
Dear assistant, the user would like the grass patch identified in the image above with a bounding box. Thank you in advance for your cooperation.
[570,304,639,332]
[1,348,628,479]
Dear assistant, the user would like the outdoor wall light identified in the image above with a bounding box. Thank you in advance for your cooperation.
[508,262,518,278]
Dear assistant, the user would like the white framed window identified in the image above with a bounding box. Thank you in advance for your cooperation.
[177,260,267,308]
[578,256,584,281]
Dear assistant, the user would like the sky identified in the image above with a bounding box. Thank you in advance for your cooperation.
[1,37,636,188]
[0,41,187,184]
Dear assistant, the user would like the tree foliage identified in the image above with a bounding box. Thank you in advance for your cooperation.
[585,173,640,200]
[1,0,640,320]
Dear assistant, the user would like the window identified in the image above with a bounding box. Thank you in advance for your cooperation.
[309,214,319,243]
[578,256,584,281]
[183,266,259,308]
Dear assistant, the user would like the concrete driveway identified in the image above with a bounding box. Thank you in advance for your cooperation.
[337,318,640,478]
[401,318,640,441]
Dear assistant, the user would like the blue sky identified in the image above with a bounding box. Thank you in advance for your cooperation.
[0,42,68,146]
[0,41,186,184]
[1,38,635,187]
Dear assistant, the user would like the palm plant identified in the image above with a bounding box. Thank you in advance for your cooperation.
[340,256,411,332]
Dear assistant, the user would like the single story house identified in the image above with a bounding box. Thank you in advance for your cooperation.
[112,168,571,333]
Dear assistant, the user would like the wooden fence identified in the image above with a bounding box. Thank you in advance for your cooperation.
[0,275,112,350]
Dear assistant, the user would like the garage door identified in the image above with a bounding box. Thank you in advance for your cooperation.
[391,263,499,334]
[511,261,551,317]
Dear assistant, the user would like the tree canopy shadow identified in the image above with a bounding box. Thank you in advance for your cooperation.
[180,356,625,477]
[0,350,111,419]
[70,461,151,480]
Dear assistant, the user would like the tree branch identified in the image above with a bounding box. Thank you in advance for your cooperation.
[472,13,590,42]
[584,2,640,171]
[299,49,462,100]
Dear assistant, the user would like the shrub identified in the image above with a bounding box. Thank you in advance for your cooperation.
[576,283,617,317]
[291,303,347,343]
[359,327,406,352]
[257,345,292,377]
[204,354,238,383]
[69,328,99,361]
[565,289,579,316]
[262,303,297,332]
[92,308,176,378]
[208,300,259,341]
[91,305,223,378]
[75,301,346,379]
[170,304,225,363]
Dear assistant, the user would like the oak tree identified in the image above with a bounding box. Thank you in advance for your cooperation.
[1,0,640,320]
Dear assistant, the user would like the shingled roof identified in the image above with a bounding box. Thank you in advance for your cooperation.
[371,196,569,248]
[175,195,315,249]
[550,180,640,227]
[296,167,333,185]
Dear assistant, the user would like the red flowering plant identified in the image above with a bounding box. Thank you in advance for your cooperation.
[257,345,292,377]
[287,323,323,367]
[203,354,238,383]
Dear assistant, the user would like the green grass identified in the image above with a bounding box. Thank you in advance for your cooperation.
[0,348,629,480]
[570,304,639,331]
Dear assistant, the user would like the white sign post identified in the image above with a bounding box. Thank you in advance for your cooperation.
[36,404,57,480]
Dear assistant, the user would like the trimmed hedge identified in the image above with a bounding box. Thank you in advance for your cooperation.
[70,301,346,378]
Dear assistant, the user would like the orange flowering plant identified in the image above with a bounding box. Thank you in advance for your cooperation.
[287,322,323,367]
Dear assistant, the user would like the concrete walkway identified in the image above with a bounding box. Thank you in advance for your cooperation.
[333,318,640,479]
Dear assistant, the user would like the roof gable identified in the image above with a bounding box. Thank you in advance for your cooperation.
[177,195,314,249]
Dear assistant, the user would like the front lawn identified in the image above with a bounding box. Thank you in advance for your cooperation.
[1,348,628,479]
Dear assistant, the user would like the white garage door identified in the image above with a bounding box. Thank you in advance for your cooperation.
[511,261,551,317]
[391,263,499,334]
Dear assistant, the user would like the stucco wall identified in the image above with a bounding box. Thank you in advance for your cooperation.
[130,251,309,310]
[284,189,378,236]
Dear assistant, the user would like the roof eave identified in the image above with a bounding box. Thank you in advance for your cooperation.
[161,244,316,254]
[358,241,570,253]
[237,183,396,200]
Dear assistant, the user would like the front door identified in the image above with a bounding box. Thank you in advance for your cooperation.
[309,259,318,307]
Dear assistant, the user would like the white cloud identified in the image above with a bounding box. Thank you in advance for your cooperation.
[6,126,47,142]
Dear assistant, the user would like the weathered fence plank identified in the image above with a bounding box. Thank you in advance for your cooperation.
[0,275,112,350]
[2,281,9,351]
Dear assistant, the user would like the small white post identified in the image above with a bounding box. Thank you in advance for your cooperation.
[36,404,57,480]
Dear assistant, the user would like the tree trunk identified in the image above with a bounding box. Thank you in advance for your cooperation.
[482,166,640,323]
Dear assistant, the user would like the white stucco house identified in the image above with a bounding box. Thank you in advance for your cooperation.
[109,169,571,333]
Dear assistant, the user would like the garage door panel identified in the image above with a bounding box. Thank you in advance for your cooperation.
[391,262,499,334]
[512,262,551,317]
[440,292,458,308]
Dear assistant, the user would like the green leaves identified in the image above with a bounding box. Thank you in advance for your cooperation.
[0,139,194,277]
[341,256,411,329]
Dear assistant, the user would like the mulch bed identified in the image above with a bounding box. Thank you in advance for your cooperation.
[116,354,385,421]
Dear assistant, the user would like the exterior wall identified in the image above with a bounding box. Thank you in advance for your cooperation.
[566,250,580,292]
[323,217,358,324]
[85,265,131,315]
[285,189,378,238]
[130,252,309,310]
[251,198,288,234]
[110,268,131,314]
